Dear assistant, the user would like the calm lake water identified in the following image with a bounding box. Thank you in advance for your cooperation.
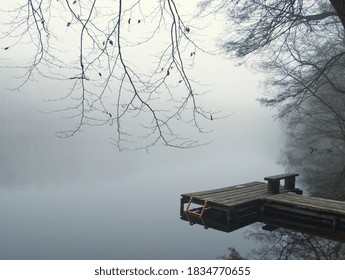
[0,94,279,259]
[1,55,343,260]
[0,120,281,259]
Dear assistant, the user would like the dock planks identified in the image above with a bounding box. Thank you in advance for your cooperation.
[180,175,345,239]
[265,193,345,215]
[182,182,267,209]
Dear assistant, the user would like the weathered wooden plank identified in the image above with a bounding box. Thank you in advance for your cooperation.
[264,173,299,181]
[182,183,267,206]
[264,204,345,219]
[183,185,299,208]
[264,204,339,221]
[182,184,267,213]
[275,193,345,208]
[199,183,267,198]
[181,181,264,197]
[201,185,267,203]
[214,189,267,205]
[265,193,345,215]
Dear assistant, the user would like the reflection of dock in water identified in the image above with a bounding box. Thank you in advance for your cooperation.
[180,173,345,241]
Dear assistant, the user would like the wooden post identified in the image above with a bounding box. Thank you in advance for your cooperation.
[284,176,296,190]
[267,180,280,194]
[180,197,186,216]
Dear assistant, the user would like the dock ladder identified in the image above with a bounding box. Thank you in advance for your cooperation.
[184,196,209,218]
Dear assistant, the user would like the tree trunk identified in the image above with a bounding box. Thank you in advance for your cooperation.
[330,0,345,30]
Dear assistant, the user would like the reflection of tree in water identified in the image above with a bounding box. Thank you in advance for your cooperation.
[219,224,345,260]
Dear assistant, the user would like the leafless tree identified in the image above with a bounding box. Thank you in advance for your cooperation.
[197,1,344,112]
[196,1,345,196]
[199,1,340,56]
[279,47,345,198]
[254,10,345,199]
[1,0,215,150]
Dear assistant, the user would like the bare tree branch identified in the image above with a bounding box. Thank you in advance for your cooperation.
[1,0,214,150]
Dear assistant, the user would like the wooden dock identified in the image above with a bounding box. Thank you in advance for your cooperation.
[180,173,345,240]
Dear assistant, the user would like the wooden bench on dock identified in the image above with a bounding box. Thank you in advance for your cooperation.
[264,173,301,194]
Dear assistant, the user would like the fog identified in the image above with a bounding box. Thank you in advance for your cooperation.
[0,52,285,259]
[0,3,285,259]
